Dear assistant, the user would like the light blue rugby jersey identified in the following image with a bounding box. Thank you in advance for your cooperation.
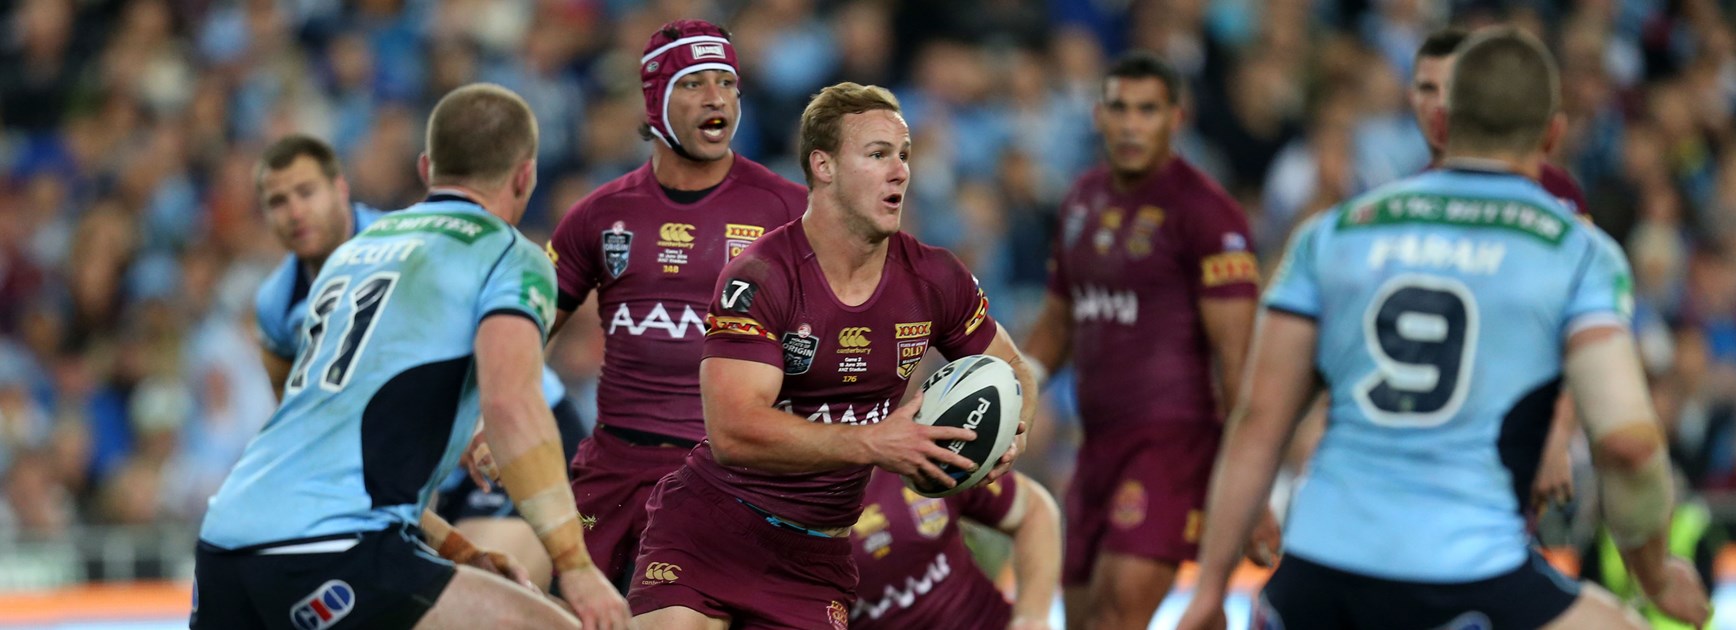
[1265,166,1632,582]
[255,203,567,405]
[204,195,559,548]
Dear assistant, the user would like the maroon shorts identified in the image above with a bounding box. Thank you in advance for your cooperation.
[569,427,692,586]
[1063,422,1221,585]
[628,466,857,629]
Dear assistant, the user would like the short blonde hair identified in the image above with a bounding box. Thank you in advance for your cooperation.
[797,82,901,185]
[425,83,539,185]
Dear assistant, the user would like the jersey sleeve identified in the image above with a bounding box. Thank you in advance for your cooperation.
[931,250,998,359]
[1262,214,1326,319]
[1177,192,1260,299]
[546,199,600,312]
[477,235,558,341]
[1563,228,1635,336]
[702,252,789,368]
[951,472,1020,526]
[253,263,297,359]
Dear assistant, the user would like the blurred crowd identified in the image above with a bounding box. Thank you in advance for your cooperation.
[0,0,1734,549]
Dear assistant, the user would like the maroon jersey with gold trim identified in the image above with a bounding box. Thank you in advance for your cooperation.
[695,220,999,528]
[547,158,805,442]
[1046,159,1258,433]
[850,471,1018,630]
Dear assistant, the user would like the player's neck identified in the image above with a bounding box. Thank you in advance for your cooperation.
[652,143,734,191]
[800,211,889,307]
[1109,150,1173,192]
[428,184,519,224]
[1439,152,1541,180]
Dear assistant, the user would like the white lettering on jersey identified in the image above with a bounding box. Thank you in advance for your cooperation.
[852,553,953,621]
[332,239,423,267]
[776,399,893,425]
[1071,285,1138,324]
[1368,236,1506,275]
[606,303,706,337]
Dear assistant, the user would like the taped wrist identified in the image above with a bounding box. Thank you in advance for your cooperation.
[496,440,592,572]
[435,527,481,564]
[1601,447,1673,550]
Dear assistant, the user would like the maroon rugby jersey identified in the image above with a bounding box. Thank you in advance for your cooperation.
[1046,158,1258,433]
[548,158,806,442]
[695,219,999,528]
[850,471,1018,630]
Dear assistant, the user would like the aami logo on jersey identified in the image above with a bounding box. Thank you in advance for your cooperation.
[725,224,764,263]
[289,580,355,630]
[609,303,707,337]
[778,397,891,425]
[658,223,696,248]
[1072,285,1137,325]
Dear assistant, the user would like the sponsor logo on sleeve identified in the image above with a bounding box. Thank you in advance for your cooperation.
[289,580,355,630]
[720,278,758,313]
[601,222,632,277]
[544,240,559,265]
[964,290,989,335]
[1202,251,1259,287]
[642,562,682,584]
[782,323,819,374]
[725,224,765,263]
[705,314,775,340]
[519,271,555,324]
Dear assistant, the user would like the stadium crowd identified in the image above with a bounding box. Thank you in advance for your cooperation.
[0,0,1732,559]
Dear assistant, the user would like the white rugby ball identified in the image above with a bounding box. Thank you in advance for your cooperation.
[905,354,1023,498]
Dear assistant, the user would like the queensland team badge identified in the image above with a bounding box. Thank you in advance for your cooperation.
[903,487,951,538]
[895,321,931,380]
[601,221,633,277]
[725,224,764,263]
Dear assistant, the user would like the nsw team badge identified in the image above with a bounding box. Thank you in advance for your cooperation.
[289,580,355,630]
[602,221,633,277]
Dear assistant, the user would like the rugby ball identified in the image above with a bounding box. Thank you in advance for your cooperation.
[905,355,1023,498]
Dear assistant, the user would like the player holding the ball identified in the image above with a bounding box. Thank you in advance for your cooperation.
[1021,50,1281,629]
[626,82,1039,630]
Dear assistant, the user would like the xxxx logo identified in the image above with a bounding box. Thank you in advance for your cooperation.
[658,223,696,248]
[837,327,872,353]
[643,562,682,583]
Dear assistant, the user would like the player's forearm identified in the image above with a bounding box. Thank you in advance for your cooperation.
[1018,294,1072,388]
[1008,482,1062,621]
[1193,405,1290,594]
[707,404,870,473]
[1596,426,1674,558]
[481,395,592,571]
[984,329,1040,430]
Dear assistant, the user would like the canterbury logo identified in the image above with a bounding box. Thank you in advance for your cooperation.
[838,327,872,348]
[644,562,682,581]
[659,223,695,243]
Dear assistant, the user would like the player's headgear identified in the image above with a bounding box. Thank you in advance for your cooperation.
[641,19,740,152]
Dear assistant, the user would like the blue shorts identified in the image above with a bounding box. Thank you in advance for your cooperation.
[1255,550,1580,629]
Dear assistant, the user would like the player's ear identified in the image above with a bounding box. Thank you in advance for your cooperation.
[417,153,432,187]
[810,150,833,185]
[332,174,351,203]
[1541,112,1566,155]
[514,159,537,200]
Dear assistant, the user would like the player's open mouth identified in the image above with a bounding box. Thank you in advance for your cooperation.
[699,117,728,141]
[882,193,903,209]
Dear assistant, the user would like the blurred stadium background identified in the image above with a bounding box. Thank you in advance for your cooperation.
[2,0,1736,627]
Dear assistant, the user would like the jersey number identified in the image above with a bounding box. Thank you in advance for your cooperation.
[287,273,401,394]
[1354,274,1478,427]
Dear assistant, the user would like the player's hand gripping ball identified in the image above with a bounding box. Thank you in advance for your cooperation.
[906,355,1023,497]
